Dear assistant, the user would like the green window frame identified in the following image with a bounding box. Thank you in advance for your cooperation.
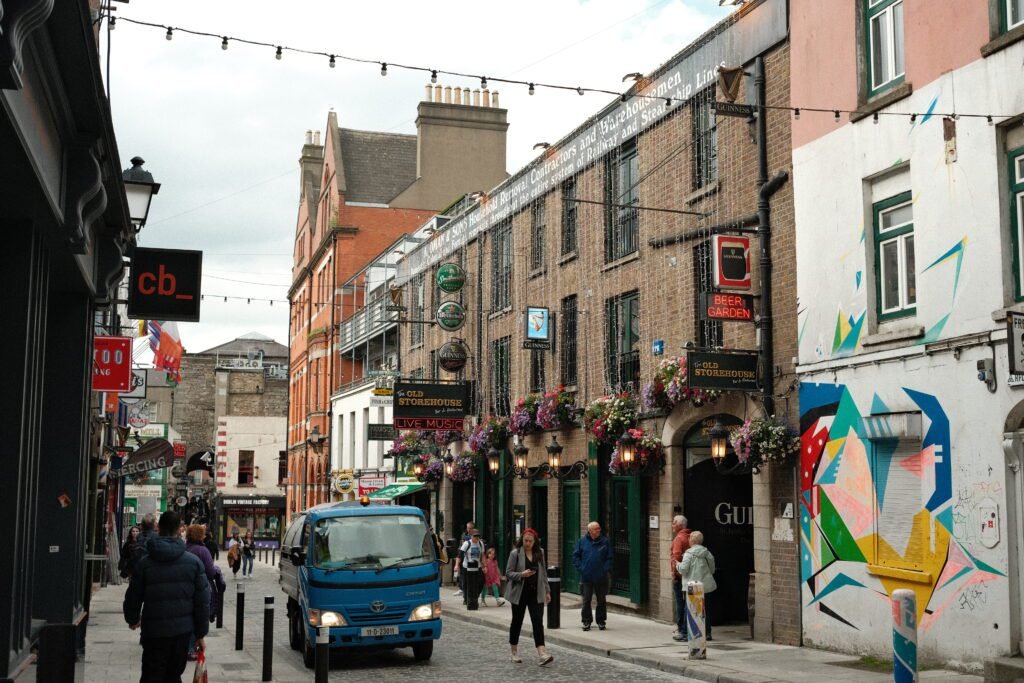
[605,291,640,391]
[1010,146,1024,301]
[1003,0,1024,32]
[873,191,916,321]
[865,0,905,98]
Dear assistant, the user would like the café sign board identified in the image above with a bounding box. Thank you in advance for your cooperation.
[687,351,759,391]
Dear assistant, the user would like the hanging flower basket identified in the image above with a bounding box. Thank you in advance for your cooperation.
[468,416,511,452]
[415,454,444,483]
[510,394,543,436]
[641,356,721,412]
[536,385,577,430]
[447,453,479,482]
[609,427,665,476]
[583,393,639,445]
[729,416,800,470]
[431,429,464,447]
[385,430,421,459]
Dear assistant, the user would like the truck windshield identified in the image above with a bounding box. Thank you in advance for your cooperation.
[313,515,433,570]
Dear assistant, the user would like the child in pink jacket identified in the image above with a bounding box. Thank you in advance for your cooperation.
[481,547,505,606]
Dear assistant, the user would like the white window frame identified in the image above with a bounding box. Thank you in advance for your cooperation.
[868,0,905,94]
[875,197,915,318]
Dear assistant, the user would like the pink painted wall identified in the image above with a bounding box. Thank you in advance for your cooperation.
[791,0,990,149]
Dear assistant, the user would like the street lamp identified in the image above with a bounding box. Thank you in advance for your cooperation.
[618,429,637,467]
[487,446,501,476]
[412,458,425,478]
[709,420,730,465]
[546,435,562,470]
[443,450,454,477]
[122,156,160,231]
[544,434,587,479]
[513,438,529,471]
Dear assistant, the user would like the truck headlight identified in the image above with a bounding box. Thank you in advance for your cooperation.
[409,601,442,622]
[308,609,347,627]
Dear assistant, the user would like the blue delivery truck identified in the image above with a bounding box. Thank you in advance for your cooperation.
[279,500,442,667]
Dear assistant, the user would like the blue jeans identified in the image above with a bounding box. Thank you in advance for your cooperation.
[242,554,254,575]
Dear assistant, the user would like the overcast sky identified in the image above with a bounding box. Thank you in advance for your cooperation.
[108,0,731,355]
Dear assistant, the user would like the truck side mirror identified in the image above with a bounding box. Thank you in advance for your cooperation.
[290,548,306,567]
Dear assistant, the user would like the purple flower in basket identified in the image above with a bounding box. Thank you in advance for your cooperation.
[449,455,478,482]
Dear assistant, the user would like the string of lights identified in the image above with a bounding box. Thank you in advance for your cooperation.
[113,14,1020,124]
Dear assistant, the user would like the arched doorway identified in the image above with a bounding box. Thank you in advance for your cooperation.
[682,414,753,627]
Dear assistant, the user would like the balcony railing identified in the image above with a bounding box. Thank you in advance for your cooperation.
[338,298,399,353]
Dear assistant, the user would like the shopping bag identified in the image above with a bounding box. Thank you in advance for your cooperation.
[192,650,207,683]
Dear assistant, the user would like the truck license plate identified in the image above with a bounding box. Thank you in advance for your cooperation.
[360,626,399,637]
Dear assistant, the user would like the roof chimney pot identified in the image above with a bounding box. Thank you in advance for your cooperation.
[305,130,313,145]
[482,88,491,107]
[492,91,499,108]
[425,84,433,102]
[473,89,481,107]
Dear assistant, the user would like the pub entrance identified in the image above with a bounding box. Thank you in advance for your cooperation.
[682,415,753,626]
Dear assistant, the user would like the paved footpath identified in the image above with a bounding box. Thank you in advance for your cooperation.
[33,555,984,682]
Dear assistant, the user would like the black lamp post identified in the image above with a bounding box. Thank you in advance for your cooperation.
[122,156,160,231]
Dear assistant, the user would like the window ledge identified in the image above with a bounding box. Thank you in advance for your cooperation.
[851,82,914,123]
[409,342,424,351]
[558,252,578,266]
[529,267,547,280]
[862,325,925,347]
[982,24,1024,57]
[866,564,932,584]
[601,251,641,273]
[992,302,1024,322]
[488,306,513,321]
[685,181,720,205]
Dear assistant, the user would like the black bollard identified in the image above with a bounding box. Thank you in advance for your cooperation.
[547,565,561,629]
[272,548,278,566]
[314,626,330,682]
[235,582,245,651]
[216,583,226,629]
[262,596,274,681]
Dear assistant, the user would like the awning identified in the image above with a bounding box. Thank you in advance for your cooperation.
[366,483,426,500]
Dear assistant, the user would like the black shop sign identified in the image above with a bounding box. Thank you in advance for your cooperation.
[126,247,203,322]
[393,381,467,432]
[687,351,759,392]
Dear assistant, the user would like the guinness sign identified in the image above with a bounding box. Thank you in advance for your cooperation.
[438,341,469,373]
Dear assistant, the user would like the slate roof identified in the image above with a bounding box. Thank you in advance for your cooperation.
[196,334,289,359]
[337,128,417,204]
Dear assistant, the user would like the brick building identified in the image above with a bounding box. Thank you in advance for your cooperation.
[395,0,801,643]
[287,88,510,519]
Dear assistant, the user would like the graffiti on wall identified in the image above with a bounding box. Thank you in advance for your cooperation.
[800,382,1004,632]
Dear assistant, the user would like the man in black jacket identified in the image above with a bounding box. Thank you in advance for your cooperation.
[126,513,159,577]
[124,511,210,682]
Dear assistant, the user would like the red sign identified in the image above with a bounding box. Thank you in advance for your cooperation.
[92,336,133,392]
[393,417,465,432]
[701,292,755,322]
[358,477,386,496]
[712,235,751,289]
[173,440,187,459]
[103,392,118,415]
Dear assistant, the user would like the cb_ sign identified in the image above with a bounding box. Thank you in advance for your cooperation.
[126,247,203,322]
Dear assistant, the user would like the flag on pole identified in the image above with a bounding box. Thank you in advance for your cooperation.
[147,320,184,383]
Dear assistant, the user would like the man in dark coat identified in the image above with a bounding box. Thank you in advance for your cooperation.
[572,520,614,631]
[124,511,210,682]
[126,513,159,576]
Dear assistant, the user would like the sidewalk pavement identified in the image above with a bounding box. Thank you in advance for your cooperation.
[440,586,982,683]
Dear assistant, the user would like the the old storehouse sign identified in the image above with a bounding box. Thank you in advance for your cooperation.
[436,263,467,293]
[438,341,469,373]
[393,381,467,431]
[687,351,758,391]
[435,301,467,332]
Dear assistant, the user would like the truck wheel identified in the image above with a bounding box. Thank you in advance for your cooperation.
[288,605,302,651]
[412,641,433,661]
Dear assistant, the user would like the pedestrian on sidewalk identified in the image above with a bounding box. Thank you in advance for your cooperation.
[119,526,141,579]
[241,531,255,579]
[453,520,475,599]
[676,530,716,641]
[460,530,486,610]
[572,521,613,632]
[669,515,692,642]
[203,531,219,562]
[129,514,159,572]
[480,547,505,606]
[123,511,210,682]
[185,525,221,661]
[226,528,242,580]
[505,529,553,666]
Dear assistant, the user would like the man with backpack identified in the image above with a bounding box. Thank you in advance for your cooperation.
[459,530,486,611]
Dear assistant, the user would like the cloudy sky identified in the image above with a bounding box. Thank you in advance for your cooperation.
[108,0,732,354]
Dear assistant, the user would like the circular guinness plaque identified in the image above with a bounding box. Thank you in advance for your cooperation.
[435,301,467,332]
[436,263,467,293]
[438,341,469,373]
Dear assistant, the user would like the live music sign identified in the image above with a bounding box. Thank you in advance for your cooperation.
[700,292,755,322]
[126,247,203,322]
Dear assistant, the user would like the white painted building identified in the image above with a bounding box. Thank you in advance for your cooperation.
[216,415,287,545]
[791,0,1024,671]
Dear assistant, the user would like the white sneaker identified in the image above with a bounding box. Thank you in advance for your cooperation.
[453,590,463,596]
[511,653,522,663]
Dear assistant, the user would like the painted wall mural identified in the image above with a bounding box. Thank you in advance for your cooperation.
[800,382,1004,635]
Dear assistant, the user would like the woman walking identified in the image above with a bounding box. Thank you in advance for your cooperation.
[676,530,717,641]
[480,547,505,606]
[241,531,255,579]
[505,529,553,666]
[185,524,221,660]
[118,526,141,579]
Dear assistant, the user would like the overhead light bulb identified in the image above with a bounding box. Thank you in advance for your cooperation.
[577,87,584,96]
[873,112,879,125]
[987,115,993,126]
[793,108,800,120]
[275,46,282,60]
[528,83,535,96]
[221,37,228,50]
[329,55,336,68]
[481,76,488,89]
[910,113,917,124]
[109,16,116,30]
[380,62,388,76]
[665,98,671,109]
[166,27,173,40]
[833,110,840,123]
[430,70,437,84]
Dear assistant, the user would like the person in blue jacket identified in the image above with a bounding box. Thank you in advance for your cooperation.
[124,511,210,681]
[572,521,614,631]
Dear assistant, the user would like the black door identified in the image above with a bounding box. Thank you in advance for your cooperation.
[683,415,753,626]
[451,481,474,541]
[530,481,548,551]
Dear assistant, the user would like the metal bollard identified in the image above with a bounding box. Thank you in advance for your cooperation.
[216,584,225,629]
[235,581,245,651]
[262,596,274,681]
[686,580,707,660]
[314,625,330,682]
[272,548,278,566]
[892,589,918,683]
[547,566,561,629]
